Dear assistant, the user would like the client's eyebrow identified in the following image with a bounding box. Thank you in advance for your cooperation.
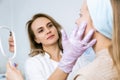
[9,31,12,36]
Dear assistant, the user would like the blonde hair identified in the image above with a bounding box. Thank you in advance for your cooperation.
[110,0,120,79]
[26,13,63,57]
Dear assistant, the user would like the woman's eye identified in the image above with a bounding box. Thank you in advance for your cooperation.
[48,23,54,28]
[79,13,83,17]
[38,29,43,33]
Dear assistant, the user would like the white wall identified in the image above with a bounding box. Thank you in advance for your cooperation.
[0,0,12,73]
[0,0,83,75]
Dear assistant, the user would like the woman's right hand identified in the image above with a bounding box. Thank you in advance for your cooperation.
[6,61,24,80]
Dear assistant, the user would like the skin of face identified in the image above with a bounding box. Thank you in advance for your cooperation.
[76,1,112,53]
[75,1,95,37]
[31,17,59,47]
[9,35,14,53]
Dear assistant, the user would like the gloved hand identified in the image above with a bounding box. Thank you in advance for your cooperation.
[58,22,96,73]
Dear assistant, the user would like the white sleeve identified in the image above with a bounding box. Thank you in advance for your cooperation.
[25,58,47,80]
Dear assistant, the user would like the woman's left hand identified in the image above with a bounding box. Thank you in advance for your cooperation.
[6,61,24,80]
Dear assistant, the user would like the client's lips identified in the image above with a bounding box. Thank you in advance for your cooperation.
[10,45,14,47]
[10,43,14,47]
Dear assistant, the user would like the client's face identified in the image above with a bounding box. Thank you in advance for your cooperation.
[9,35,14,53]
[75,1,94,37]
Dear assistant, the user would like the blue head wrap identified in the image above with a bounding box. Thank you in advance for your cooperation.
[87,0,113,39]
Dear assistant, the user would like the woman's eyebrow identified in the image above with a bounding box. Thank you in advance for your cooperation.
[46,22,52,26]
[36,27,43,31]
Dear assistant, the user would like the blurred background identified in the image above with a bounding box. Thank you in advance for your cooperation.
[0,0,83,78]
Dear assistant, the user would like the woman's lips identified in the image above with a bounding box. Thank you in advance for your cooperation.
[47,35,55,39]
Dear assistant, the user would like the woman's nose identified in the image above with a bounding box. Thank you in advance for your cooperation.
[46,28,51,34]
[75,18,80,26]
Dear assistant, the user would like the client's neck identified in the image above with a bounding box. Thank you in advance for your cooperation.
[93,31,111,53]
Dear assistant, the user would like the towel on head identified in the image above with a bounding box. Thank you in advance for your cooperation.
[87,0,113,39]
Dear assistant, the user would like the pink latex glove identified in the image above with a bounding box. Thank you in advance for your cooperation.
[58,22,96,73]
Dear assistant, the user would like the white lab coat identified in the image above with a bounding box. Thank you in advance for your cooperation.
[25,53,57,80]
[25,48,95,80]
